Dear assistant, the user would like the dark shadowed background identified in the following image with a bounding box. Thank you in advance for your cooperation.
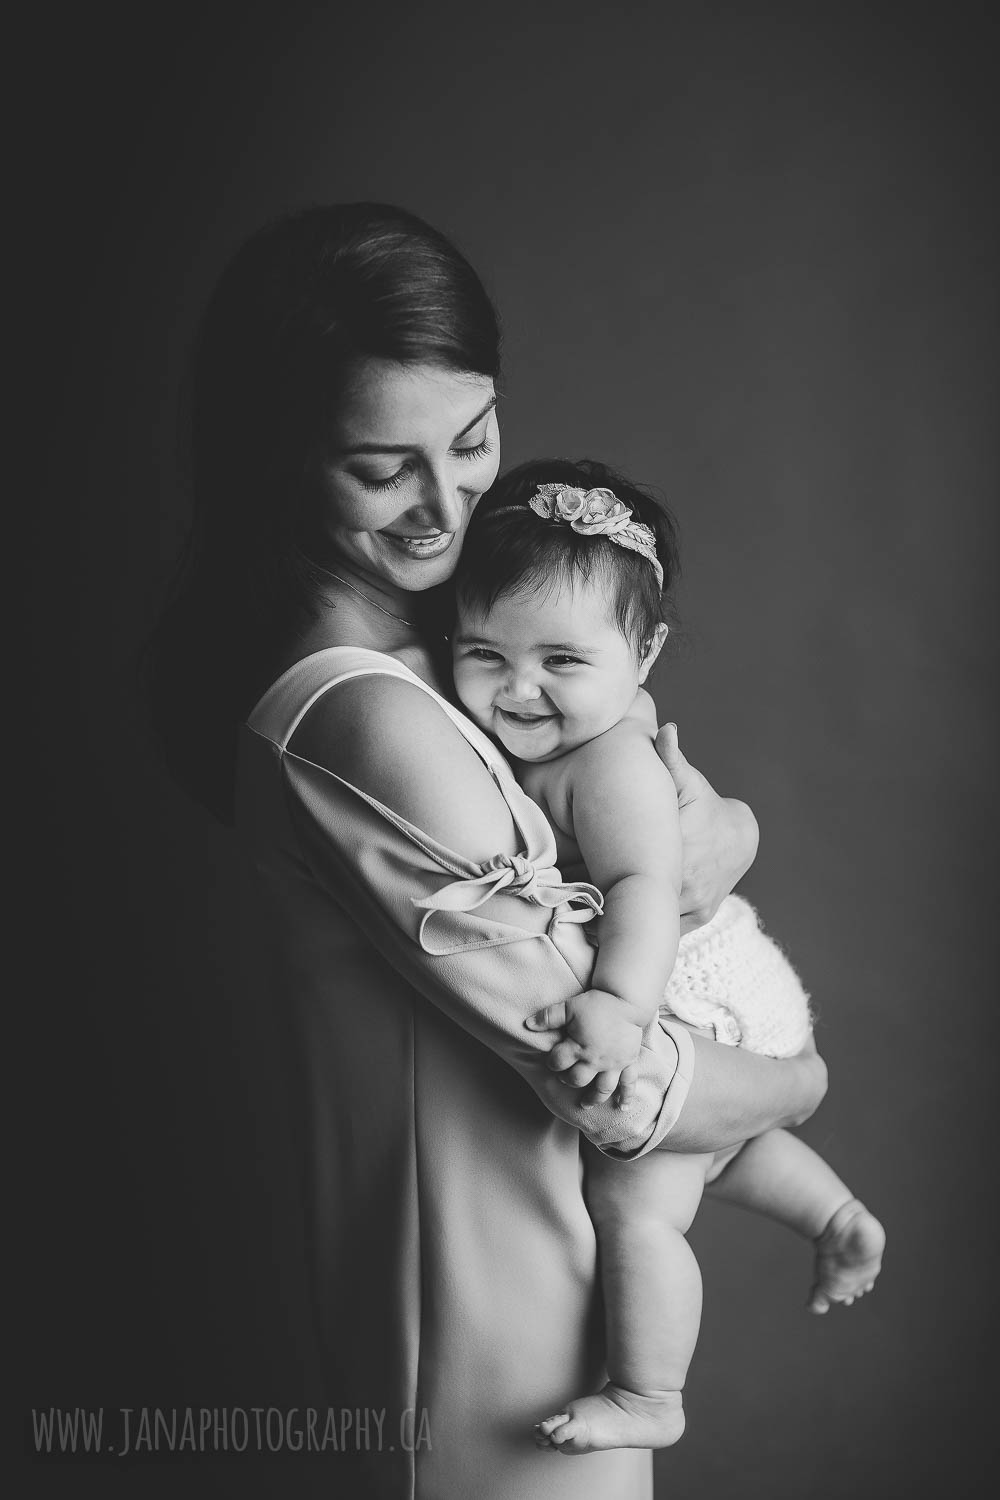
[24,4,997,1496]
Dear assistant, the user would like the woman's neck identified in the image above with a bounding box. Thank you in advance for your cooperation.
[299,550,420,628]
[277,569,452,693]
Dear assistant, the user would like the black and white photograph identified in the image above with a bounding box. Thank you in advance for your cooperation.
[23,5,997,1497]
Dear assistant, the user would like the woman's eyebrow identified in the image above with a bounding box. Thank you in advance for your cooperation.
[452,394,497,440]
[339,396,497,457]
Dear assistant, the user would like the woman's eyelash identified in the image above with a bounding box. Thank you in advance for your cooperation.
[453,437,494,461]
[359,465,412,493]
[359,437,494,492]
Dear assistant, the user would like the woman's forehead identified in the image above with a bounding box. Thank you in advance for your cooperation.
[330,359,495,453]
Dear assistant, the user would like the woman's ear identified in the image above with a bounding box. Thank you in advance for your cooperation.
[638,623,669,684]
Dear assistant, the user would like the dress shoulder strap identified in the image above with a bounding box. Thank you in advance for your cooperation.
[244,647,605,955]
[246,646,507,774]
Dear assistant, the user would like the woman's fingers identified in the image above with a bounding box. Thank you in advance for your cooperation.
[525,1001,569,1032]
[655,722,708,808]
[654,720,680,766]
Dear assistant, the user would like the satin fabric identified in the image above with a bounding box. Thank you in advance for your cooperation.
[238,648,695,1498]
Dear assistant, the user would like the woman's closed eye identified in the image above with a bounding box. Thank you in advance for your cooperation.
[356,436,494,492]
[451,435,495,462]
[356,463,414,493]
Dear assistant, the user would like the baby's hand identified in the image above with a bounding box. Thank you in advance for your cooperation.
[526,989,643,1104]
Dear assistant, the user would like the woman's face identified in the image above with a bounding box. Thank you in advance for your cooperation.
[314,359,500,594]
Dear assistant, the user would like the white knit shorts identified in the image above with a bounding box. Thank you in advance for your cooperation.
[661,894,812,1059]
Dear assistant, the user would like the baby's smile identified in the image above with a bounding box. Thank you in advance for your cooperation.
[497,707,558,727]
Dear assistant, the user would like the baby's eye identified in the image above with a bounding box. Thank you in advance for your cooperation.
[466,646,504,662]
[545,654,583,667]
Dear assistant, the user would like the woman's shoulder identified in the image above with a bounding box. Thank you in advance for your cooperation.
[285,658,521,865]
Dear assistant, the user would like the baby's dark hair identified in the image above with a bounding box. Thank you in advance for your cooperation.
[457,458,680,658]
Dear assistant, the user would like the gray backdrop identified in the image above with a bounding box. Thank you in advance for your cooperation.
[26,5,996,1497]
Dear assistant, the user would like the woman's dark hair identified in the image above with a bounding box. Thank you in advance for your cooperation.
[144,202,502,823]
[456,458,680,658]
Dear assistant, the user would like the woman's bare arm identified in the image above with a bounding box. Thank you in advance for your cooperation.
[657,1028,826,1150]
[526,997,828,1152]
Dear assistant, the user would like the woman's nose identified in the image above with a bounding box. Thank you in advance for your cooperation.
[416,467,465,532]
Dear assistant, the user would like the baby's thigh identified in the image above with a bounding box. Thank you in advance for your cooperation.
[583,1143,713,1237]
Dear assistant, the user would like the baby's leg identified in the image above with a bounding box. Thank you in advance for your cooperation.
[535,1147,711,1456]
[707,1129,885,1313]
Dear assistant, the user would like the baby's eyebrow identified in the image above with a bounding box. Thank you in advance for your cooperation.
[539,642,599,656]
[452,633,505,651]
[452,633,599,657]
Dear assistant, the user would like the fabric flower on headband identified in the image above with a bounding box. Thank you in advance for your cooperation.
[528,484,664,588]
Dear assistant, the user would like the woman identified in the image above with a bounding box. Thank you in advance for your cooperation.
[149,203,827,1498]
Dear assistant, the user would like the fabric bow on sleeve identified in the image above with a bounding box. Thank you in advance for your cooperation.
[412,852,603,954]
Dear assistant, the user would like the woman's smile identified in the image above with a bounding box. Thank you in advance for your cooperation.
[315,360,501,598]
[379,529,457,558]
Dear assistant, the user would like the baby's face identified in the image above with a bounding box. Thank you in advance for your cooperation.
[453,574,652,762]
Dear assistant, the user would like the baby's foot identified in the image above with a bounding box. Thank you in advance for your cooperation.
[534,1383,685,1455]
[808,1197,885,1314]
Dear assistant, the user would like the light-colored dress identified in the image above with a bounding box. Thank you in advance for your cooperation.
[238,647,696,1500]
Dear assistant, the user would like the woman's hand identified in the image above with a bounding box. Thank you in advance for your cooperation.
[655,724,759,935]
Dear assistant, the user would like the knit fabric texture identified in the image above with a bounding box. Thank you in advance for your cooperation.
[662,894,813,1058]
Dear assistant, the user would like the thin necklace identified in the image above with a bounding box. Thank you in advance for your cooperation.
[303,553,420,630]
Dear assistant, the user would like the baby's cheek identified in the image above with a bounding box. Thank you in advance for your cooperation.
[451,664,479,716]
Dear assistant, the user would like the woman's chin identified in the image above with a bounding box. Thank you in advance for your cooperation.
[380,530,457,563]
[376,533,462,589]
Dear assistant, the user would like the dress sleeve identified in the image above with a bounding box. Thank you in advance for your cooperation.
[277,746,694,1160]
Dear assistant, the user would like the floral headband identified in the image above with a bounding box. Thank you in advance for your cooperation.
[518,483,664,588]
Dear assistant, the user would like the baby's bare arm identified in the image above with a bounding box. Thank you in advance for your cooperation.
[538,721,683,1095]
[571,719,682,1019]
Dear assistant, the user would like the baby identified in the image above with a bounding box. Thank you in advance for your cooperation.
[451,458,885,1455]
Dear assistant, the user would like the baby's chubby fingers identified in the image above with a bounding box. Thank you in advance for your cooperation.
[614,1063,640,1109]
[581,1070,621,1108]
[560,1061,599,1090]
[525,1001,570,1033]
[546,1039,584,1073]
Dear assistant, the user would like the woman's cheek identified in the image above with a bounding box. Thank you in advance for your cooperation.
[469,444,501,494]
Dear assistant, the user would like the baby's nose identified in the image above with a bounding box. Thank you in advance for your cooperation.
[508,666,542,702]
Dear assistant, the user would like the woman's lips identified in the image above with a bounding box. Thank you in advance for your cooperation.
[381,530,455,558]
